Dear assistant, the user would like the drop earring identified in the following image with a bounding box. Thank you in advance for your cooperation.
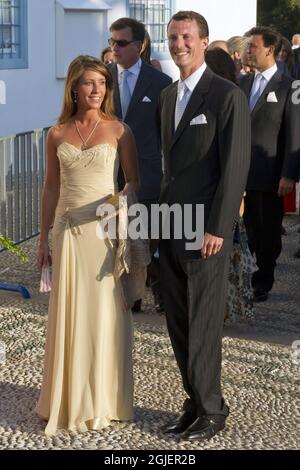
[73,91,78,103]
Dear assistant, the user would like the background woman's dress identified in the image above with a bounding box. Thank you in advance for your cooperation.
[225,218,257,323]
[36,142,133,435]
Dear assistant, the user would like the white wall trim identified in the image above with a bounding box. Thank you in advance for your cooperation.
[56,0,111,10]
[55,2,65,78]
[0,81,6,105]
[55,1,109,78]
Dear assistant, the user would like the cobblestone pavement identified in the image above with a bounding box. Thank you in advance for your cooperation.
[0,215,299,450]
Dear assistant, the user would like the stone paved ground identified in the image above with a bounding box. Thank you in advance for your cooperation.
[0,215,299,450]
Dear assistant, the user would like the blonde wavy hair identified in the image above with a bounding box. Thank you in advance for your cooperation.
[227,36,249,56]
[58,55,115,124]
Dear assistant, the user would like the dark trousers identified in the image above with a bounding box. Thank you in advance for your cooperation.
[160,238,230,417]
[244,191,284,292]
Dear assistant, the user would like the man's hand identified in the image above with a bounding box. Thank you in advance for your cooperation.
[201,233,224,259]
[278,177,294,197]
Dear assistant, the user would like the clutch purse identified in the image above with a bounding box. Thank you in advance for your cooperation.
[39,265,52,293]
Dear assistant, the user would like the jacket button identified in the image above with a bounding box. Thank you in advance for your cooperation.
[171,177,175,182]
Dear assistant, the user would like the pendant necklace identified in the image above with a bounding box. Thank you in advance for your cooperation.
[75,118,101,150]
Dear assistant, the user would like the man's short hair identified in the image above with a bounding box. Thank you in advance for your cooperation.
[109,17,146,42]
[245,26,282,57]
[168,10,209,38]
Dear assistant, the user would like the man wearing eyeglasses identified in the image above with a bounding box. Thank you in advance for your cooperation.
[108,18,172,313]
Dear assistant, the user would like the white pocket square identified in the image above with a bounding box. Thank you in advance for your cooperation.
[267,91,278,103]
[142,96,151,102]
[190,114,207,125]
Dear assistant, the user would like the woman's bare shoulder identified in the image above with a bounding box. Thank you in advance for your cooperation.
[103,119,130,139]
[115,120,132,137]
[47,123,71,145]
[48,124,65,139]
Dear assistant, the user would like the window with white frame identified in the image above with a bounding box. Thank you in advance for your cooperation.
[128,0,173,55]
[0,0,27,69]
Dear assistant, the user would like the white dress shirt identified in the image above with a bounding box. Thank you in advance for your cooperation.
[117,58,142,96]
[253,62,278,94]
[174,62,207,130]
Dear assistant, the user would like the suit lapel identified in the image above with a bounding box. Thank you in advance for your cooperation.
[241,73,254,100]
[251,70,282,118]
[170,67,213,150]
[162,84,177,158]
[111,64,122,119]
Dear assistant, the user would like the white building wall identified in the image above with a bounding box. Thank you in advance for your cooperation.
[1,0,60,137]
[161,0,257,79]
[176,0,257,39]
[0,0,257,138]
[0,0,116,138]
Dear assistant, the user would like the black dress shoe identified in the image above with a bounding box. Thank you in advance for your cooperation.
[132,299,142,313]
[253,290,268,302]
[180,415,226,441]
[161,412,197,435]
[154,294,165,313]
[155,302,165,313]
[152,282,165,313]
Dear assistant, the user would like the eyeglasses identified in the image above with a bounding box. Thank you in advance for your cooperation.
[108,38,136,48]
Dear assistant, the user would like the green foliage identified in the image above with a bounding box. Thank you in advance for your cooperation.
[0,233,28,262]
[257,0,300,39]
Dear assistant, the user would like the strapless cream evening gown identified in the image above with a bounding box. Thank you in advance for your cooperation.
[36,143,133,435]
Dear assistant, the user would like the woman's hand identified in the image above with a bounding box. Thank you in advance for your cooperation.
[37,239,52,271]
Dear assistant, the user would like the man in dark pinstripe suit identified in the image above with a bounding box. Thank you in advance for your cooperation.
[159,11,251,440]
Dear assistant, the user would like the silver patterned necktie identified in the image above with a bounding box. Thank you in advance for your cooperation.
[174,82,189,130]
[120,69,131,119]
[249,73,265,112]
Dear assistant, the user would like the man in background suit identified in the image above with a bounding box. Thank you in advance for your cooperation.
[241,27,300,302]
[108,18,172,312]
[159,11,251,440]
[291,61,300,79]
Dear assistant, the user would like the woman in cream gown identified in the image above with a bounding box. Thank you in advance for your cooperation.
[36,56,139,435]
